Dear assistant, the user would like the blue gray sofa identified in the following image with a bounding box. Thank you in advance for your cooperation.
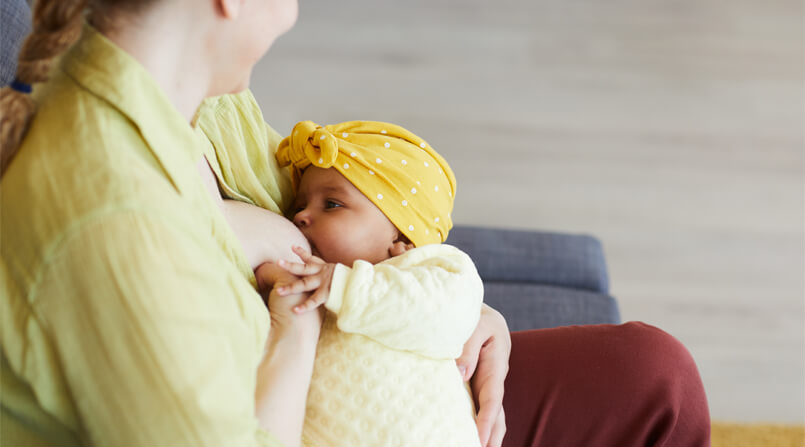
[0,0,30,86]
[446,225,621,331]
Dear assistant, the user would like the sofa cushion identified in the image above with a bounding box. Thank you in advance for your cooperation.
[447,225,610,294]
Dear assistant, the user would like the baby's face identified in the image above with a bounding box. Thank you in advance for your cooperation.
[292,167,401,266]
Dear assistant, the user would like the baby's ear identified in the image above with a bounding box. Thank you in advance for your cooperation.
[388,233,415,257]
[388,241,413,257]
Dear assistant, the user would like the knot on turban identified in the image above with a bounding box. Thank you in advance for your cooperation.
[276,120,457,247]
[275,120,340,172]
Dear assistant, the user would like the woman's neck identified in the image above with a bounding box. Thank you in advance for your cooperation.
[95,7,214,122]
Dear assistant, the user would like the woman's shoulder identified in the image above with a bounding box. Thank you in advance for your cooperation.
[1,76,204,282]
[12,76,183,209]
[24,70,148,170]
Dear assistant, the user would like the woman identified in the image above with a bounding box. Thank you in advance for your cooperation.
[0,1,710,446]
[0,1,509,445]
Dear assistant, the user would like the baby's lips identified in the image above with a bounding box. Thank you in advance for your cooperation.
[308,242,320,258]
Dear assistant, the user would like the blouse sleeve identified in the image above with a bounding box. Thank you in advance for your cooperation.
[325,244,484,360]
[32,209,284,447]
[194,90,294,216]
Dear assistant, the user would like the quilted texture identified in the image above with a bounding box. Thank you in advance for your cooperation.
[302,318,480,447]
[302,245,483,446]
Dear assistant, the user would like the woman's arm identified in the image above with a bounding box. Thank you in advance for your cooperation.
[457,304,511,447]
[255,326,317,447]
[254,269,322,447]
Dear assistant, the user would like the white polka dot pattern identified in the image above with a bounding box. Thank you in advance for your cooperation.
[276,120,457,247]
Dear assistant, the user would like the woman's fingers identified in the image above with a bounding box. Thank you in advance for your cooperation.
[474,362,506,446]
[486,408,506,447]
[456,323,485,380]
[463,305,511,446]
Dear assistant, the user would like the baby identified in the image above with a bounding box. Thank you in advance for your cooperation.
[273,120,484,447]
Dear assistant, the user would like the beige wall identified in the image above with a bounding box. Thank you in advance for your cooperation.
[250,0,804,423]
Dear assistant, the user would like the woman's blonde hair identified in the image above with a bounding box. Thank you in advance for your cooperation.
[0,0,87,175]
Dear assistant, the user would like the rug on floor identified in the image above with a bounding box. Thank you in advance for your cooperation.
[711,422,804,447]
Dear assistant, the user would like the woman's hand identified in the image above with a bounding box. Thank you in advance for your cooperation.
[255,261,323,339]
[457,304,511,447]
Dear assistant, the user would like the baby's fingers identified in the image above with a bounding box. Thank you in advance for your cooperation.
[292,245,326,265]
[277,259,323,276]
[275,274,323,296]
[293,287,328,313]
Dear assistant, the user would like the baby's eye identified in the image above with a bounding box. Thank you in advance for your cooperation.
[325,200,342,209]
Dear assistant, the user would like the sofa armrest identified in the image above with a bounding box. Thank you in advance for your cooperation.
[445,225,610,294]
[446,225,619,330]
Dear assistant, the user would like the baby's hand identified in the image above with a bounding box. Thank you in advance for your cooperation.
[276,246,336,314]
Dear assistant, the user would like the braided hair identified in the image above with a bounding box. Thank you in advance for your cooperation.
[0,0,87,175]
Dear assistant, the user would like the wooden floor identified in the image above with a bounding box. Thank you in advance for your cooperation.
[250,0,804,423]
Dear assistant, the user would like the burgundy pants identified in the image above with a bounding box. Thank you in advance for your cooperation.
[503,322,710,447]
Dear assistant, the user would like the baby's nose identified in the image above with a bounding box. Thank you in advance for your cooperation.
[293,211,310,228]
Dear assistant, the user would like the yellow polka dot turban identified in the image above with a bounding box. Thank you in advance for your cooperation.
[276,120,456,247]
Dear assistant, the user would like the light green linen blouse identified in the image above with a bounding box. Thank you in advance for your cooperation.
[1,25,292,447]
